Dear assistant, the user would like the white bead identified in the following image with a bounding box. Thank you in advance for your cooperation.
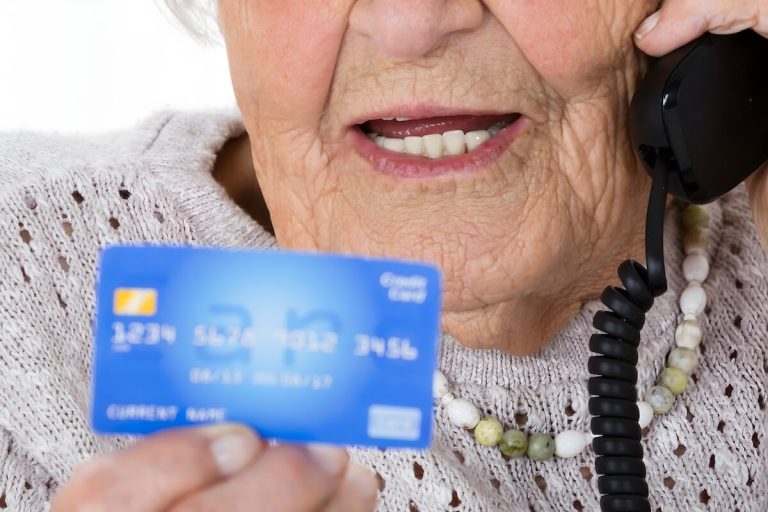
[440,392,456,406]
[433,370,451,400]
[682,253,710,283]
[445,398,481,429]
[675,319,702,349]
[554,430,591,458]
[667,347,699,373]
[680,283,707,316]
[637,400,654,429]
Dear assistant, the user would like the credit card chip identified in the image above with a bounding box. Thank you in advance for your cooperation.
[113,288,158,317]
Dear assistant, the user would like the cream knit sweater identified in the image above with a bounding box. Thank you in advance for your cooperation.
[0,112,765,512]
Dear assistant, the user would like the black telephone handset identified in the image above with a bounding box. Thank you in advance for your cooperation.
[631,30,768,204]
[588,31,768,512]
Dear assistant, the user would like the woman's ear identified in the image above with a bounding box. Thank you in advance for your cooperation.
[746,164,768,253]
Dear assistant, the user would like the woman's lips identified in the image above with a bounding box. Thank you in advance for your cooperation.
[349,114,529,178]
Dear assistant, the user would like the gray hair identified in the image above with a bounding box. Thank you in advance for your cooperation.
[161,0,221,43]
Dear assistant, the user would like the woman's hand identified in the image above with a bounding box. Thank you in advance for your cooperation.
[633,0,768,56]
[51,424,378,512]
[634,0,768,251]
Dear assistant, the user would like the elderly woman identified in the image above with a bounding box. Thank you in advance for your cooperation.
[0,0,766,510]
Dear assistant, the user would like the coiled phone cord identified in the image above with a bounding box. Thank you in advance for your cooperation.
[588,161,670,512]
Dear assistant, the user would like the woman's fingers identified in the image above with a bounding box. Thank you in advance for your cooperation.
[633,2,710,57]
[168,444,373,512]
[634,0,768,57]
[52,424,263,512]
[54,427,378,512]
[321,462,380,512]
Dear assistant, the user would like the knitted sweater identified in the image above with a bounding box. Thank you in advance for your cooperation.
[0,112,765,512]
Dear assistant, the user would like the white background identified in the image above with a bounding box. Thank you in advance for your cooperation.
[0,1,236,134]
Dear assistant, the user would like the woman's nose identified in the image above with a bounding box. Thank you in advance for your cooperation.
[349,0,484,59]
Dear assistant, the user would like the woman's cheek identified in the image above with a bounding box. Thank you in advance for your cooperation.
[488,0,652,98]
[221,0,354,131]
[219,0,356,248]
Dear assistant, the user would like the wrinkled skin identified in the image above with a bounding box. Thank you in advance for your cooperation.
[218,1,663,356]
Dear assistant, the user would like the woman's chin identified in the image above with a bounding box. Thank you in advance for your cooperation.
[442,296,582,356]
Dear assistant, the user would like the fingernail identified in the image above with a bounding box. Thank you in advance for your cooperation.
[201,423,261,476]
[305,444,348,476]
[635,11,661,39]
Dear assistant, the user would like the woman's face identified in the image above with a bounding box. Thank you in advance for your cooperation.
[218,0,657,355]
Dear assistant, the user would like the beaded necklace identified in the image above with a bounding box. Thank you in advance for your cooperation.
[432,202,710,462]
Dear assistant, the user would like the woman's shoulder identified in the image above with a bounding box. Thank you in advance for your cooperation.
[0,110,244,192]
[0,109,272,364]
[669,184,768,509]
[0,109,270,256]
[0,108,249,322]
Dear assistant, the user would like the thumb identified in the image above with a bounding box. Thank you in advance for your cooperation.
[746,164,768,254]
[634,0,764,57]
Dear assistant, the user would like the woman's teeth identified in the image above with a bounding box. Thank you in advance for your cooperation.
[366,125,504,158]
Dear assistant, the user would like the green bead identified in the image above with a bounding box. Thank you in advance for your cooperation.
[645,385,675,414]
[474,417,503,447]
[658,367,689,395]
[526,433,555,461]
[681,205,709,230]
[499,429,528,458]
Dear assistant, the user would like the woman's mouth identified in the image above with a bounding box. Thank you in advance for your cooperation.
[350,112,528,178]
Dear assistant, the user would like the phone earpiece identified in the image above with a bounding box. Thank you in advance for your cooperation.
[630,30,768,204]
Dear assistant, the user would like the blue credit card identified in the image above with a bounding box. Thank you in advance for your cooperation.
[91,245,442,449]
